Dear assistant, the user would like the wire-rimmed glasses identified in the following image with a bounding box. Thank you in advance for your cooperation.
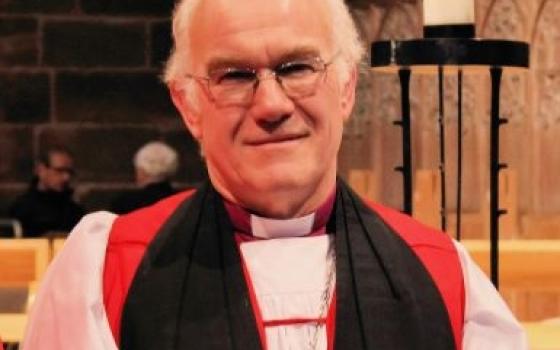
[184,53,339,107]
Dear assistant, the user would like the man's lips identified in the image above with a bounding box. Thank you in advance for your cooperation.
[244,133,309,146]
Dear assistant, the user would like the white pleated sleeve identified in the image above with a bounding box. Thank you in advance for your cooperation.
[454,241,528,350]
[21,212,118,350]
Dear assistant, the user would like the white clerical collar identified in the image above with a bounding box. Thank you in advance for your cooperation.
[223,189,335,239]
[250,213,315,239]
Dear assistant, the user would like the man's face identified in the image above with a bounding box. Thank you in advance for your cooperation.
[171,0,356,217]
[37,152,75,192]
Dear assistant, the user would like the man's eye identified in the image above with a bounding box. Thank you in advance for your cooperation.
[277,62,316,77]
[215,70,255,84]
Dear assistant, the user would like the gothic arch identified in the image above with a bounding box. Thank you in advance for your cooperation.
[376,3,420,40]
[527,0,560,212]
[481,0,526,40]
[530,0,548,44]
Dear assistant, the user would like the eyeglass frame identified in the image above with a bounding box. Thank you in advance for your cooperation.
[47,165,76,177]
[182,52,341,107]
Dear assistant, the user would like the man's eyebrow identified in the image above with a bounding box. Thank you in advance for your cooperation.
[275,47,322,63]
[205,46,323,72]
[207,57,253,73]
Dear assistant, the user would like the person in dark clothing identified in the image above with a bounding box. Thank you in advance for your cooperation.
[9,146,85,237]
[110,141,179,214]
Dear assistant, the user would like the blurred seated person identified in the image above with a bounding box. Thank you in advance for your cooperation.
[9,146,85,237]
[110,141,179,214]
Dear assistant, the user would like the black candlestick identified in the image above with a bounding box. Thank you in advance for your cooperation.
[370,38,529,288]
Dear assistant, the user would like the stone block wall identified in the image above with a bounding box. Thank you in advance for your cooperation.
[0,0,206,214]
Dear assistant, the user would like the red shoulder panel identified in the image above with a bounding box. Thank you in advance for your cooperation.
[103,190,195,345]
[365,200,465,350]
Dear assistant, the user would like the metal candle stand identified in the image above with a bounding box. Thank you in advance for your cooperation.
[370,38,529,288]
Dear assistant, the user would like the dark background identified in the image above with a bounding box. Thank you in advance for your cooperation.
[0,0,202,214]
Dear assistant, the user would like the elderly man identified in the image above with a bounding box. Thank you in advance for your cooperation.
[110,141,179,214]
[23,0,527,349]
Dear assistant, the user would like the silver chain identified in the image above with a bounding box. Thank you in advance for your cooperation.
[308,240,336,350]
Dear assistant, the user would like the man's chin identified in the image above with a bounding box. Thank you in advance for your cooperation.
[244,169,309,192]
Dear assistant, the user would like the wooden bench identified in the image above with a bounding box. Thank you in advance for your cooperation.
[50,238,66,260]
[0,239,50,286]
[413,169,521,239]
[524,320,560,350]
[463,239,560,289]
[0,313,26,343]
[463,239,560,323]
[522,214,560,239]
[0,239,49,344]
[348,169,378,200]
[413,169,441,229]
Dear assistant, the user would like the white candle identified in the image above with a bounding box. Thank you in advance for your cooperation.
[423,0,475,26]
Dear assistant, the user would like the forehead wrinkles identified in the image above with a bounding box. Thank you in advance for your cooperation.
[188,0,334,68]
[194,0,331,33]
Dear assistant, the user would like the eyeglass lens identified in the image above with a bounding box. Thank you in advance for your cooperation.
[208,57,328,106]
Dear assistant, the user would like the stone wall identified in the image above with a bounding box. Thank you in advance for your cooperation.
[0,0,206,214]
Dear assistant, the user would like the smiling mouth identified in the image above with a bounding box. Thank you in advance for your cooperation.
[245,133,309,146]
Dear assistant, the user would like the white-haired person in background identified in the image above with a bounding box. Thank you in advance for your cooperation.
[23,0,526,349]
[110,141,180,214]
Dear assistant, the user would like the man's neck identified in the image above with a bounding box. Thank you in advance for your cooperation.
[211,172,337,219]
[224,188,335,239]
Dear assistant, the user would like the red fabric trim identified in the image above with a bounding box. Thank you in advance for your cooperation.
[263,318,326,327]
[366,200,464,350]
[235,234,268,349]
[103,190,195,345]
[326,291,336,350]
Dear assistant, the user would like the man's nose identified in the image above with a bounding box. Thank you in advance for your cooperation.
[249,75,295,124]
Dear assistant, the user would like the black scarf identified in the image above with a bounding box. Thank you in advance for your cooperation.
[121,180,455,349]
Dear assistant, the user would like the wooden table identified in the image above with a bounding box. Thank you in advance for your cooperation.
[0,313,27,343]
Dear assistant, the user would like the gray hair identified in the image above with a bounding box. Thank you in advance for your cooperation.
[163,0,365,104]
[133,141,179,182]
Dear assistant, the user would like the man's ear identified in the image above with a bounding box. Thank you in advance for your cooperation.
[340,66,358,122]
[35,163,48,188]
[169,81,202,140]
